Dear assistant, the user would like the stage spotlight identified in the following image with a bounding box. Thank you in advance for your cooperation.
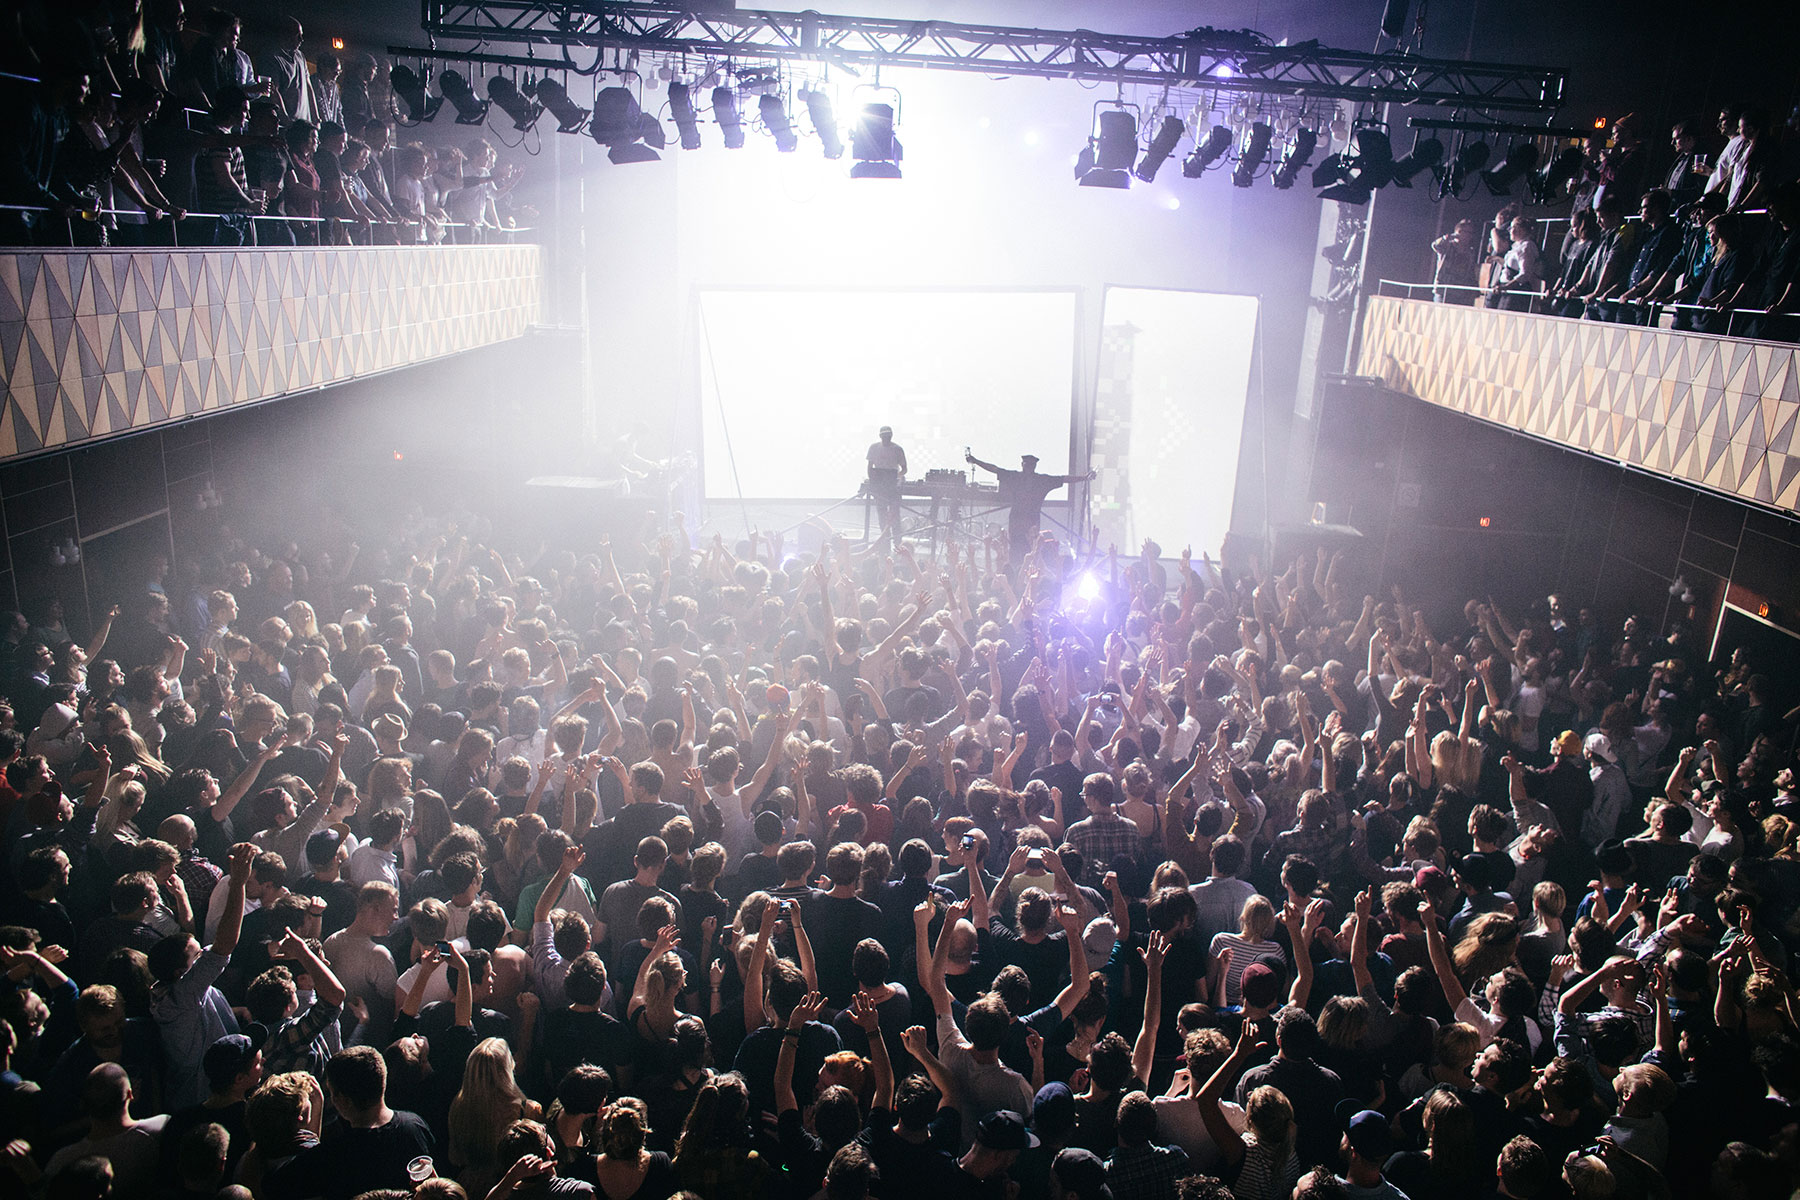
[1134,116,1186,183]
[534,78,589,133]
[1388,135,1444,186]
[390,64,441,123]
[1231,120,1274,187]
[486,76,542,131]
[850,101,903,178]
[803,90,843,159]
[1530,145,1584,203]
[1079,108,1138,188]
[712,86,745,149]
[439,70,490,125]
[1438,139,1491,197]
[1182,124,1233,177]
[1347,125,1393,188]
[759,94,798,152]
[668,82,702,149]
[591,87,661,164]
[1317,127,1393,204]
[1481,141,1541,195]
[638,109,667,151]
[1270,127,1318,189]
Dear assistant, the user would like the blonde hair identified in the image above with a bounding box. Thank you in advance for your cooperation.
[644,951,687,1008]
[1430,731,1481,791]
[1246,1085,1296,1157]
[1240,894,1277,942]
[448,1038,527,1173]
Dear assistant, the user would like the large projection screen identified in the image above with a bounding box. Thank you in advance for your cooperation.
[699,289,1076,500]
[1092,287,1259,556]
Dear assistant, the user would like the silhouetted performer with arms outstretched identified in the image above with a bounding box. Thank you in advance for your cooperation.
[966,450,1094,564]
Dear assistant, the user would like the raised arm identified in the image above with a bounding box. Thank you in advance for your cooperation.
[775,991,826,1116]
[1420,894,1468,1012]
[1196,1022,1265,1169]
[534,844,585,928]
[630,925,680,1015]
[850,990,895,1111]
[744,900,777,1034]
[1350,888,1376,996]
[271,928,347,1008]
[788,897,818,993]
[1133,931,1170,1086]
[1050,903,1093,1020]
[900,1024,959,1110]
[212,843,256,958]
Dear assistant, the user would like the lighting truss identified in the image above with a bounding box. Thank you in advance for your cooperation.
[417,3,1566,113]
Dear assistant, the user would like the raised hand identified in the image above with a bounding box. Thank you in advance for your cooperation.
[1143,930,1170,972]
[900,1025,930,1060]
[789,990,826,1031]
[560,844,585,874]
[850,989,881,1033]
[228,842,256,884]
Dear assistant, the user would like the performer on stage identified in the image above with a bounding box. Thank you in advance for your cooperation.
[966,449,1095,564]
[866,425,907,549]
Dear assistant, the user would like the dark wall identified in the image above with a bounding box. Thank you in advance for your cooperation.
[0,331,585,634]
[1304,379,1800,659]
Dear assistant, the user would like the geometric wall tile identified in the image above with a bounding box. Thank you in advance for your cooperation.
[1358,295,1800,516]
[0,245,543,459]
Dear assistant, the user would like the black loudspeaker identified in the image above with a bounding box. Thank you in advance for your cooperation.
[1381,0,1411,38]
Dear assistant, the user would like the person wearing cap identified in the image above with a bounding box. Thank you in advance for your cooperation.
[291,828,358,934]
[865,426,907,551]
[1333,1106,1406,1200]
[953,1109,1036,1195]
[1050,1145,1113,1200]
[966,449,1097,565]
[158,1032,262,1182]
[1582,733,1630,850]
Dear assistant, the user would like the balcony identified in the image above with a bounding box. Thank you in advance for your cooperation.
[0,243,543,458]
[1356,292,1800,514]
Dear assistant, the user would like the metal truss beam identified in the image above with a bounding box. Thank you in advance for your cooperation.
[419,3,1565,113]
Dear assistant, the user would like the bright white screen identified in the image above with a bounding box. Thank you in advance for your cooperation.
[1093,288,1258,556]
[699,290,1075,499]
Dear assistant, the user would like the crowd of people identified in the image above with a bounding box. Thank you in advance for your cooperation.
[1429,106,1800,341]
[1,4,531,247]
[0,507,1795,1200]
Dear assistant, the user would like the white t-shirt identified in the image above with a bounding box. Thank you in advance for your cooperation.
[1153,1094,1247,1173]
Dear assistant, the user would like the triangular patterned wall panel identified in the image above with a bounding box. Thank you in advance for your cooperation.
[1358,295,1800,515]
[0,245,542,458]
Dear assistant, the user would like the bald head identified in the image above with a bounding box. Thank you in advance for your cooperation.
[158,814,197,851]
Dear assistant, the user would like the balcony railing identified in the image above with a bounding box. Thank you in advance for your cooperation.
[0,242,543,458]
[1356,292,1800,513]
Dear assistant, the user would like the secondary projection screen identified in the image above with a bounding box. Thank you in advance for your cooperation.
[698,289,1076,499]
[1091,287,1259,556]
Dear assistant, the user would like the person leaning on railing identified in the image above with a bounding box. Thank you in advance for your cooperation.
[1431,219,1481,304]
[1714,181,1800,343]
[1594,189,1682,325]
[1542,209,1601,317]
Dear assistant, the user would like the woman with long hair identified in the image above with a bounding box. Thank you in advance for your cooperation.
[673,1072,769,1193]
[642,1016,713,1154]
[628,937,688,1076]
[1451,912,1520,985]
[290,644,336,718]
[592,1097,677,1200]
[448,1036,541,1193]
[1383,1086,1485,1200]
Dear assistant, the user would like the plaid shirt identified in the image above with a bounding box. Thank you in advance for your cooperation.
[177,852,224,923]
[259,999,342,1078]
[1066,810,1144,884]
[1106,1143,1191,1200]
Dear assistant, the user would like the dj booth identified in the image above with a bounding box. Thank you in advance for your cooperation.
[860,469,1008,553]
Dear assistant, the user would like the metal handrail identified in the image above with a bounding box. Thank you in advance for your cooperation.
[1374,278,1793,342]
[0,202,532,248]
